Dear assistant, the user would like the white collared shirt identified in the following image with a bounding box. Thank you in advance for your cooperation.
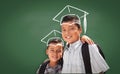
[62,40,109,73]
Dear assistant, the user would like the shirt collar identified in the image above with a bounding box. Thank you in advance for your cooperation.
[46,63,61,69]
[66,39,82,49]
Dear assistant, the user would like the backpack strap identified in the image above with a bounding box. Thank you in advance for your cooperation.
[82,42,92,74]
[96,45,106,74]
[58,58,63,68]
[38,60,50,74]
[97,45,105,59]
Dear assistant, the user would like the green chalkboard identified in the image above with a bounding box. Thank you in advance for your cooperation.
[0,0,120,74]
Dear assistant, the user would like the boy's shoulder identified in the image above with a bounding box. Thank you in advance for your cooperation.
[82,42,98,48]
[36,59,50,74]
[82,42,105,59]
[82,42,100,53]
[82,42,97,47]
[43,58,50,63]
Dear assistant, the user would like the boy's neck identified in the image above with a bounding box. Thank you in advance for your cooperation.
[49,61,58,67]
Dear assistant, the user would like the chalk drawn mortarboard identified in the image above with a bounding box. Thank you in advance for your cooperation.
[53,5,89,34]
[41,30,64,46]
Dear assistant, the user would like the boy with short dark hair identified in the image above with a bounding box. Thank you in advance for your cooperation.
[61,14,109,74]
[37,37,63,74]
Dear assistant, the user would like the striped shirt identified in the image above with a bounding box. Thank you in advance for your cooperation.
[36,63,62,74]
[44,64,62,74]
[61,40,109,73]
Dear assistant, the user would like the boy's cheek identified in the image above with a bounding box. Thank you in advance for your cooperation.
[60,53,62,56]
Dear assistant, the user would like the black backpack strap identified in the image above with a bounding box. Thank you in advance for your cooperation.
[38,60,50,74]
[96,45,105,59]
[58,58,63,68]
[82,42,92,74]
[96,45,106,74]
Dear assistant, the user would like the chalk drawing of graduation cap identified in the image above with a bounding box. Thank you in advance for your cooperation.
[53,5,89,34]
[41,30,64,46]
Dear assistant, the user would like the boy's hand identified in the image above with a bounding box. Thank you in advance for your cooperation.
[80,35,94,44]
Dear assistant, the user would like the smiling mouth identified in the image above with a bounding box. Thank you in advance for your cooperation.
[52,56,58,60]
[65,36,72,39]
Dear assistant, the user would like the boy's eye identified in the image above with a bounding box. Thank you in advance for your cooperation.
[57,49,62,53]
[70,27,75,30]
[50,49,54,52]
[62,29,66,32]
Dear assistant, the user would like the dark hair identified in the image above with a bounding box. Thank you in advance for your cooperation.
[47,38,64,49]
[61,14,81,29]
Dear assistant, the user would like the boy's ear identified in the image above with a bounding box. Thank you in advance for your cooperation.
[79,27,82,34]
[46,49,48,55]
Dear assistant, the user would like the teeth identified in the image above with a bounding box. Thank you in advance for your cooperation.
[52,56,58,60]
[52,56,58,58]
[66,36,71,39]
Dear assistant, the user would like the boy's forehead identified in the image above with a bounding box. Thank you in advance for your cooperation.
[48,43,63,47]
[61,22,77,27]
[61,21,75,25]
[48,44,63,50]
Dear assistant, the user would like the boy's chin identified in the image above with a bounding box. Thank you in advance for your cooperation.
[64,40,72,43]
[66,39,79,44]
[66,40,75,44]
[51,59,59,62]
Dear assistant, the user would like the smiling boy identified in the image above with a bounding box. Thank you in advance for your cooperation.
[37,37,63,74]
[61,14,109,74]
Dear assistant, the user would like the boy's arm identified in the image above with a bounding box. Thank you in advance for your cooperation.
[99,72,104,74]
[81,35,94,44]
[89,44,110,73]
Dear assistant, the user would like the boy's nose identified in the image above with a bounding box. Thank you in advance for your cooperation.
[52,51,58,55]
